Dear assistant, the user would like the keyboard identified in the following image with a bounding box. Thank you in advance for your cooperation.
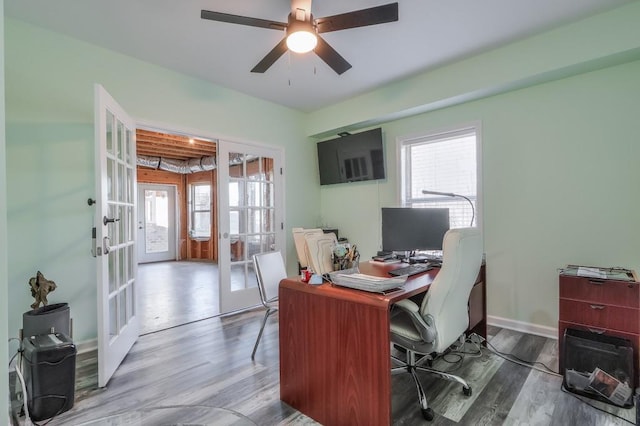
[388,263,433,277]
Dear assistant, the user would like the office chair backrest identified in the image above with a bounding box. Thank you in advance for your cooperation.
[253,251,288,307]
[421,227,483,353]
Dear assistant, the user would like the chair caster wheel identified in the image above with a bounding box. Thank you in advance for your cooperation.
[421,407,434,421]
[463,386,472,396]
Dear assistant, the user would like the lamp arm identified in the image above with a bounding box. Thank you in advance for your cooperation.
[422,190,475,227]
[457,194,475,228]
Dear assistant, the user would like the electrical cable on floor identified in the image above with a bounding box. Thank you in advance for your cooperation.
[560,385,635,425]
[12,349,34,426]
[434,336,484,373]
[473,333,636,425]
[471,333,561,377]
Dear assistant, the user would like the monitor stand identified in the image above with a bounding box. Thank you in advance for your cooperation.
[409,255,430,264]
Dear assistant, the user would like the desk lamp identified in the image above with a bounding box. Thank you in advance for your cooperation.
[422,190,475,227]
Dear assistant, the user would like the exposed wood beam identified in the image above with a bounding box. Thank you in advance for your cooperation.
[136,129,217,161]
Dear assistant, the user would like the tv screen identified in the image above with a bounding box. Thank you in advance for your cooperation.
[317,128,386,185]
[381,208,450,252]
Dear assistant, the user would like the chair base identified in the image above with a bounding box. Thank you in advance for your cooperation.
[251,307,277,360]
[391,349,472,421]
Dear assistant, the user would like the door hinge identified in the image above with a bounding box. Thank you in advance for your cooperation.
[281,222,284,230]
[280,167,283,175]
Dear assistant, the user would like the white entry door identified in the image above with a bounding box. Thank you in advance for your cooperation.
[94,84,139,387]
[137,184,177,263]
[218,141,284,313]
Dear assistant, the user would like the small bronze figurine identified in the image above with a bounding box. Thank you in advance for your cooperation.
[28,271,57,309]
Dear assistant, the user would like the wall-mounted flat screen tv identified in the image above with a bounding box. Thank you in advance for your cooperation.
[317,128,386,185]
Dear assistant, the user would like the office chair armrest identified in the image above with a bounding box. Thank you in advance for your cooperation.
[393,299,433,342]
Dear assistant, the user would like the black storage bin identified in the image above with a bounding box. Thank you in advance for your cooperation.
[563,328,634,408]
[22,333,76,421]
[23,303,71,338]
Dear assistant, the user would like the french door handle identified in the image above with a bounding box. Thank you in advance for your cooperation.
[103,216,121,226]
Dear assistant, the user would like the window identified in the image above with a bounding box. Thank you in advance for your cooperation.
[189,183,211,239]
[399,125,480,229]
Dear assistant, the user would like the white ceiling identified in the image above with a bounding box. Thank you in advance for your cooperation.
[4,0,632,112]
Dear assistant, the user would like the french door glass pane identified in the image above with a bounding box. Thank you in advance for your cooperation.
[106,111,114,155]
[118,163,125,202]
[119,290,126,332]
[127,245,134,281]
[118,248,126,288]
[126,168,133,203]
[118,205,126,244]
[231,236,245,262]
[230,263,246,291]
[127,206,134,243]
[229,153,244,178]
[108,251,116,293]
[126,282,134,321]
[107,158,115,201]
[145,189,169,253]
[117,121,124,161]
[109,296,117,337]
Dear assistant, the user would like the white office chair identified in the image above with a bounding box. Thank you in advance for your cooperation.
[251,251,287,360]
[390,227,483,421]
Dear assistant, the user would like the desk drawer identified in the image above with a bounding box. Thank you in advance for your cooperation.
[559,276,639,308]
[559,299,639,334]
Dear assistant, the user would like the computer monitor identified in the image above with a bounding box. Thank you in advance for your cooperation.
[381,208,450,253]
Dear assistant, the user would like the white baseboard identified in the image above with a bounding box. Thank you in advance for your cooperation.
[487,315,557,340]
[76,338,97,354]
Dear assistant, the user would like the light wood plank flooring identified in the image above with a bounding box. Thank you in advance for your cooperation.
[137,260,219,335]
[12,309,636,425]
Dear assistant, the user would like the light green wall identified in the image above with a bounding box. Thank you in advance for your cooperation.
[318,57,640,331]
[4,18,320,345]
[1,0,9,420]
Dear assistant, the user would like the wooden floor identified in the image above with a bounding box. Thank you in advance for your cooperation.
[137,260,219,335]
[12,308,636,425]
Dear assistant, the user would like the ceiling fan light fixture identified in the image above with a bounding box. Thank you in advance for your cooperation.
[286,30,317,53]
[286,14,317,54]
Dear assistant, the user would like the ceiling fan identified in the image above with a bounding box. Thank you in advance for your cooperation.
[201,1,399,75]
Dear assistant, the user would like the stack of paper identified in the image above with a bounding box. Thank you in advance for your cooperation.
[304,232,337,275]
[292,228,324,268]
[329,270,407,293]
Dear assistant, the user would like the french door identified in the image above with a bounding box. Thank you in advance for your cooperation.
[137,184,177,263]
[94,84,139,387]
[217,141,284,313]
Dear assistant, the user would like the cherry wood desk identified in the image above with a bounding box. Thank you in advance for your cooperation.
[279,262,486,426]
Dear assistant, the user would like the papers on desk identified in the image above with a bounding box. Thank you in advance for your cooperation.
[304,232,337,275]
[560,265,637,282]
[292,228,324,268]
[328,269,407,293]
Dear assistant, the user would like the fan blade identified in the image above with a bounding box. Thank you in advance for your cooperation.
[315,2,398,34]
[314,36,352,75]
[201,10,287,31]
[251,38,289,73]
